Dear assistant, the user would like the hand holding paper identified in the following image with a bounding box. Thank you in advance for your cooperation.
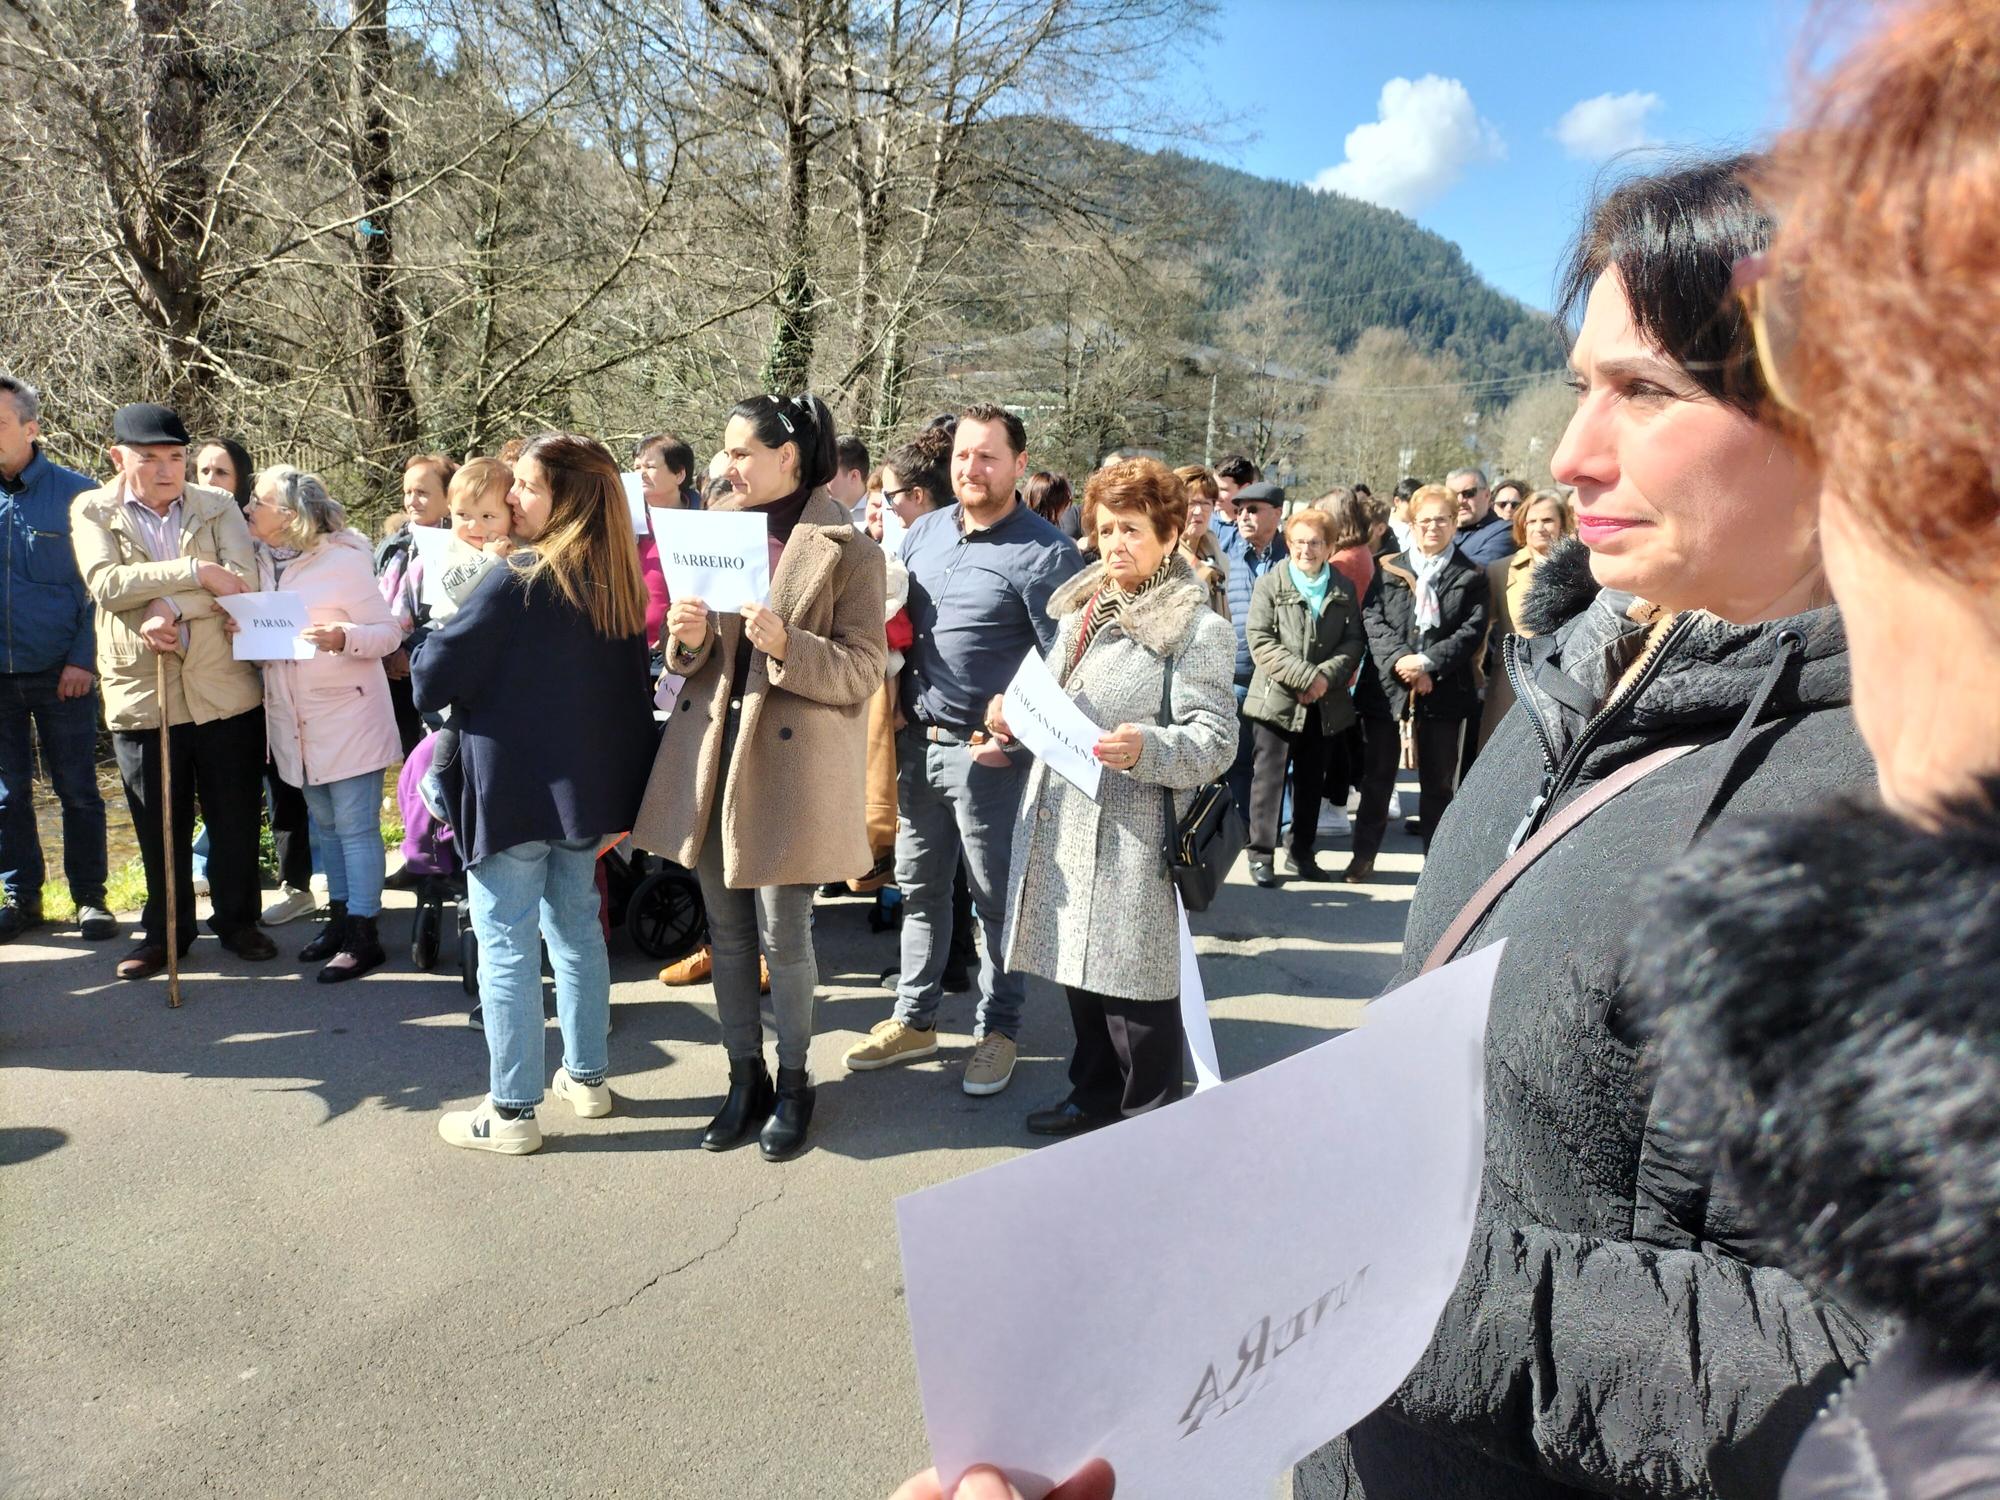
[1001,649,1103,800]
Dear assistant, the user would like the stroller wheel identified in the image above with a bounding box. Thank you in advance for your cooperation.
[626,869,706,961]
[459,929,480,998]
[411,903,442,970]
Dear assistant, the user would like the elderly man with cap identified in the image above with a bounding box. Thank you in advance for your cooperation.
[1217,481,1287,840]
[70,403,277,978]
[0,374,114,943]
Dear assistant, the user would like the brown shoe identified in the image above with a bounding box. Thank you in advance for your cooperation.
[117,942,169,981]
[1342,857,1377,884]
[658,946,771,993]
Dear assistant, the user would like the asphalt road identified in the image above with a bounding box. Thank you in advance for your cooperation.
[1,814,1421,1500]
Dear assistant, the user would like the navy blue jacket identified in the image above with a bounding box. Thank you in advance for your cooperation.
[412,557,655,866]
[1455,512,1515,568]
[899,499,1082,731]
[1219,525,1284,683]
[1,448,95,675]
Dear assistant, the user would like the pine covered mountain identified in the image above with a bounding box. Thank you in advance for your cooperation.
[1169,152,1568,384]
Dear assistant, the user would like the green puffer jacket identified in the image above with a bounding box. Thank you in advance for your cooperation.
[1241,564,1365,735]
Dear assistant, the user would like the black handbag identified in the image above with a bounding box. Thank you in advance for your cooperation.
[1156,656,1247,913]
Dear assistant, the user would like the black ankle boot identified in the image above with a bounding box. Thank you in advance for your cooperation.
[298,901,348,963]
[759,1066,816,1162]
[701,1056,774,1151]
[317,914,385,984]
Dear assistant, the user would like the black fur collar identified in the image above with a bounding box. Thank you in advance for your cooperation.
[1517,537,1601,637]
[1629,786,2000,1375]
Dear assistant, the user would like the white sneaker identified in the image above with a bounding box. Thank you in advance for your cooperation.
[551,1067,612,1118]
[260,884,317,926]
[437,1097,542,1155]
[1317,807,1352,837]
[1386,792,1404,821]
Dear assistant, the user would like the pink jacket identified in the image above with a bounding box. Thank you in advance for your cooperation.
[636,533,669,650]
[256,532,403,788]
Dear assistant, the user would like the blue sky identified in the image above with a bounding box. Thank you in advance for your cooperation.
[1159,0,1813,311]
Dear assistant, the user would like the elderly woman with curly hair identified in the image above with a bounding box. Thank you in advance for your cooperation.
[986,458,1236,1138]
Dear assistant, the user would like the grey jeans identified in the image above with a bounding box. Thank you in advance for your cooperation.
[891,725,1029,1039]
[694,797,819,1070]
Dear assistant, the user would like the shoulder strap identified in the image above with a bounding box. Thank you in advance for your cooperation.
[1419,740,1699,974]
[1158,654,1178,865]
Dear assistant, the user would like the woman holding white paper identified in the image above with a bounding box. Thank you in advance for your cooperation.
[988,457,1236,1137]
[632,392,887,1163]
[235,466,401,981]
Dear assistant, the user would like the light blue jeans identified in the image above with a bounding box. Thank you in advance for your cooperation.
[300,770,386,918]
[467,835,608,1109]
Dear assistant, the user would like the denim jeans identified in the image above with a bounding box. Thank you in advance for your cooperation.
[0,668,108,910]
[299,770,386,918]
[466,835,608,1109]
[891,726,1028,1040]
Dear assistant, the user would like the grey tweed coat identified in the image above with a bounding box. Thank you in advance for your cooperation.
[1001,555,1237,1002]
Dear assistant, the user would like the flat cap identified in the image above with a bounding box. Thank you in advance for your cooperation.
[112,403,191,447]
[1234,481,1286,508]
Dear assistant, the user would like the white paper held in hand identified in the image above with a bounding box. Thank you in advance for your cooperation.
[1001,648,1103,800]
[404,522,457,614]
[651,510,771,613]
[619,471,650,535]
[895,943,1500,1500]
[217,591,315,660]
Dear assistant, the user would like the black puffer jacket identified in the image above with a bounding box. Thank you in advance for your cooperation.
[1297,539,1879,1500]
[1628,789,2000,1498]
[1363,546,1488,720]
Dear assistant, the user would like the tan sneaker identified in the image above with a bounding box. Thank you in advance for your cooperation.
[962,1033,1018,1096]
[551,1067,612,1118]
[843,1018,939,1072]
[658,946,771,993]
[437,1097,542,1155]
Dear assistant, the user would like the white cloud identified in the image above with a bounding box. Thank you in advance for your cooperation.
[1553,91,1663,160]
[1310,75,1504,216]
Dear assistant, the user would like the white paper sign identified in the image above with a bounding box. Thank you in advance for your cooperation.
[879,506,908,558]
[1176,895,1223,1095]
[651,509,770,613]
[1002,648,1103,800]
[619,471,650,535]
[405,522,457,614]
[218,591,315,661]
[896,943,1499,1500]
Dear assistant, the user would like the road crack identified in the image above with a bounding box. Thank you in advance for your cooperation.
[532,1176,789,1353]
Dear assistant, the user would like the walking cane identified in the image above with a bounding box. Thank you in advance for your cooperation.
[155,652,182,1009]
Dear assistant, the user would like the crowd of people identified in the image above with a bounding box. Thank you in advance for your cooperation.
[5,0,1998,1492]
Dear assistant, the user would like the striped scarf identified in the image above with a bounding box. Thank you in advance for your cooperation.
[1064,554,1180,683]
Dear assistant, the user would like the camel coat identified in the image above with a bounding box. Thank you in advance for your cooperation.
[1478,547,1546,748]
[631,489,888,888]
[70,479,263,731]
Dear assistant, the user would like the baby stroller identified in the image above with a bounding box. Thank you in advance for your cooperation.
[397,732,479,999]
[600,836,707,963]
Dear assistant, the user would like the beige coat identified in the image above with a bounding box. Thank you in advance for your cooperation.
[631,489,888,888]
[1478,547,1546,748]
[70,480,263,731]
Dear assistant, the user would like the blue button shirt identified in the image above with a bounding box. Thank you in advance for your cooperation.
[1,448,95,675]
[899,499,1083,730]
[1219,525,1285,682]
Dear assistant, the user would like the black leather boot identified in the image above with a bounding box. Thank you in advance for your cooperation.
[759,1066,816,1162]
[318,914,384,984]
[298,901,348,963]
[701,1056,774,1151]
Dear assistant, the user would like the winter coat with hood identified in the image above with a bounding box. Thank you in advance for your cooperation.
[1241,563,1365,736]
[1001,553,1236,1002]
[1295,538,1881,1500]
[1628,787,2000,1500]
[631,488,887,889]
[250,531,402,789]
[1364,546,1489,721]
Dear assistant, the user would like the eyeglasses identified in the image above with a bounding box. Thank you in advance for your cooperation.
[882,486,913,501]
[1733,253,1803,415]
[1452,486,1482,500]
[1492,497,1519,514]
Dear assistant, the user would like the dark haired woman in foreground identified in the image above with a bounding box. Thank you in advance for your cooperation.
[633,393,886,1162]
[1630,3,2000,1490]
[417,433,655,1156]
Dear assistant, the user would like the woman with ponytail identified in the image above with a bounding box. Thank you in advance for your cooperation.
[416,433,656,1156]
[633,394,888,1162]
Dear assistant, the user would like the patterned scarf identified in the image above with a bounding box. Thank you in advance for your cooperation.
[1065,554,1181,683]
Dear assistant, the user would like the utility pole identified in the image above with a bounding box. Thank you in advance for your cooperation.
[1203,371,1218,465]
